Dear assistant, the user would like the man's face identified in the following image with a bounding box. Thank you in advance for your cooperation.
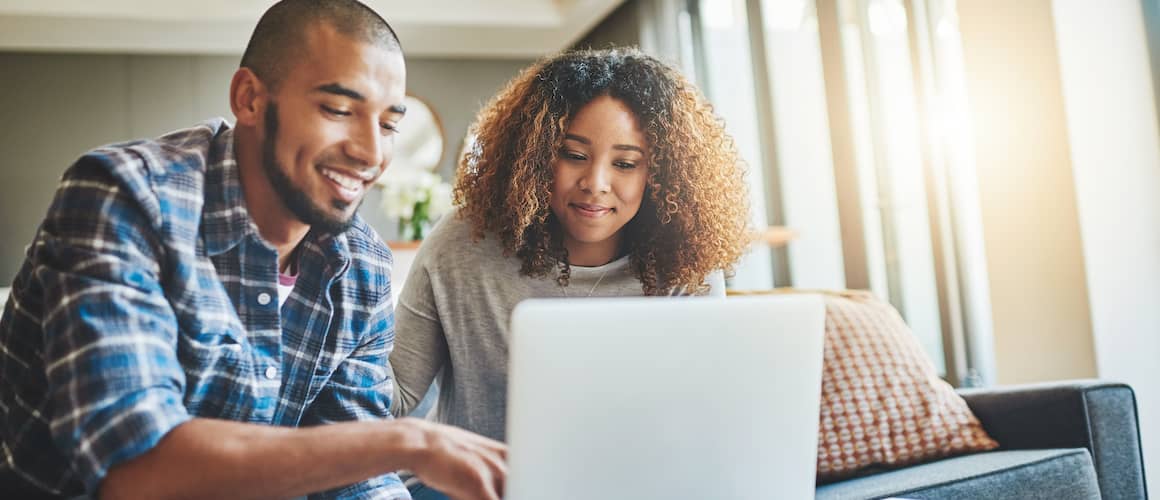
[259,23,406,234]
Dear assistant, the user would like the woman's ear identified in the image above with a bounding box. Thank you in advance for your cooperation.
[230,67,267,127]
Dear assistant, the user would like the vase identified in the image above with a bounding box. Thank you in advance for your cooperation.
[398,216,432,242]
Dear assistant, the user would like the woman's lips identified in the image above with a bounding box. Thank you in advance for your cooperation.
[570,202,613,218]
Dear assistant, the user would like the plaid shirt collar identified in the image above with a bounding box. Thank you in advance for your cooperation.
[200,126,351,273]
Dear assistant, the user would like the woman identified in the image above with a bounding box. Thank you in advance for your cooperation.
[391,48,752,498]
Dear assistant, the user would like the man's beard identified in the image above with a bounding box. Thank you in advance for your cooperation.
[261,102,360,235]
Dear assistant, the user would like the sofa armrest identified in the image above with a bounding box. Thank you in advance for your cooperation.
[957,379,1148,499]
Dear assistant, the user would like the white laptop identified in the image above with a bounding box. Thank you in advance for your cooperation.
[505,294,827,500]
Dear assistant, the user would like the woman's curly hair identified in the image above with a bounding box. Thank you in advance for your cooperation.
[454,48,752,295]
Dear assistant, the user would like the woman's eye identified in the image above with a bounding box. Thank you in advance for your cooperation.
[562,151,587,161]
[615,161,637,170]
[321,105,351,117]
[381,122,399,134]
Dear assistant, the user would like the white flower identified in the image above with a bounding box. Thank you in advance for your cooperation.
[397,194,415,220]
[378,169,454,235]
[379,180,413,219]
[416,170,439,191]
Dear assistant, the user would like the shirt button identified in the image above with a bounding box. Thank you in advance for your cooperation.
[265,366,278,379]
[257,292,272,306]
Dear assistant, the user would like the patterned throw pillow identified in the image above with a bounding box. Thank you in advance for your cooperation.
[816,290,998,481]
[732,289,999,482]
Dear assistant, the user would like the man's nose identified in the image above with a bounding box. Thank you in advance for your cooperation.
[344,119,383,168]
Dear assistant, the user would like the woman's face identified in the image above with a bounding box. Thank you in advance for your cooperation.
[549,95,651,266]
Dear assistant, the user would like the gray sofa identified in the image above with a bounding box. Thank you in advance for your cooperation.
[815,380,1148,499]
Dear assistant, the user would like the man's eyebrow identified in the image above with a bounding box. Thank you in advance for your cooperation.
[314,83,365,101]
[314,83,406,115]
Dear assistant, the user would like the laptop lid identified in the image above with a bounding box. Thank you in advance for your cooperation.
[505,294,826,500]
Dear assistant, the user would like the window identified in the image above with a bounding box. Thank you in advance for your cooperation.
[685,0,996,385]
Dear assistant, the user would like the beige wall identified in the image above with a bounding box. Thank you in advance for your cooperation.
[956,0,1096,384]
[0,53,532,283]
[1052,0,1160,493]
[576,0,642,49]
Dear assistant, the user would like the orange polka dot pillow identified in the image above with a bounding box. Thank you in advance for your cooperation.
[814,290,998,481]
[731,289,999,482]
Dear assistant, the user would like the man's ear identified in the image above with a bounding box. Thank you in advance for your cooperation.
[230,67,267,127]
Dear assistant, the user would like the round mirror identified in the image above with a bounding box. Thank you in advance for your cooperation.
[378,94,444,179]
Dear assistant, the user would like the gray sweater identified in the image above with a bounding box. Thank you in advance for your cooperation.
[389,212,724,440]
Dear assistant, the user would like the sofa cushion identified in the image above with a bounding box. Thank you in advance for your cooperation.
[815,448,1100,500]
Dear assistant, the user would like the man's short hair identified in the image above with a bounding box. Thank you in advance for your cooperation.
[240,0,401,90]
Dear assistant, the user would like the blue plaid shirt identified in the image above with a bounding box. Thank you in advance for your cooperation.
[0,119,408,499]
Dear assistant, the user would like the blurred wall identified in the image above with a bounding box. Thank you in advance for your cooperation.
[0,53,531,283]
[956,2,1160,490]
[576,0,643,49]
[1053,0,1160,494]
[956,0,1097,383]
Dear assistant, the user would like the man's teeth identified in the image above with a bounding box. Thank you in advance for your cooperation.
[322,169,363,190]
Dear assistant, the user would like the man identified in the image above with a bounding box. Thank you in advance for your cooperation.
[0,1,506,498]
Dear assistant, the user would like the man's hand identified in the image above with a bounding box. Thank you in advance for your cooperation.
[100,417,506,500]
[398,418,508,500]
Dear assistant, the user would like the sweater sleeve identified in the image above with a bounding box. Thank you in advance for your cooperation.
[389,241,451,417]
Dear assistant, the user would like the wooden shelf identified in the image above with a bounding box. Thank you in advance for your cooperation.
[760,226,797,248]
[387,240,423,251]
